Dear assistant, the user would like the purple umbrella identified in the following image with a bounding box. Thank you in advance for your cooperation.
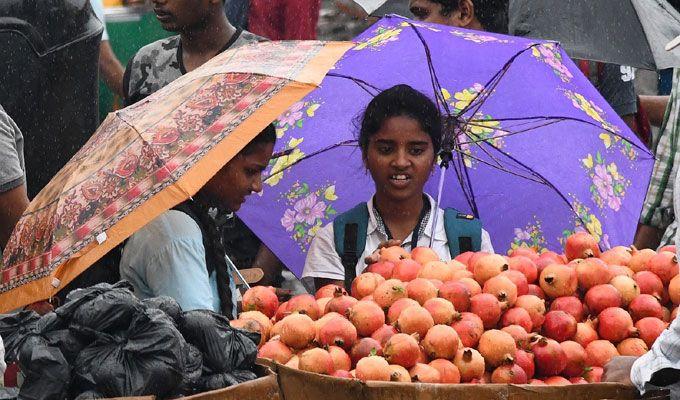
[239,15,653,277]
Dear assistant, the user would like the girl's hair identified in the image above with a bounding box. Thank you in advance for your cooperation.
[358,84,442,155]
[430,0,509,33]
[241,123,276,155]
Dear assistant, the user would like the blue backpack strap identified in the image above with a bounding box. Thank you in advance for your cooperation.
[443,208,483,258]
[333,203,369,290]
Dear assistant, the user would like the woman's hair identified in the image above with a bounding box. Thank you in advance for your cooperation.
[358,84,442,155]
[430,0,509,33]
[241,123,276,155]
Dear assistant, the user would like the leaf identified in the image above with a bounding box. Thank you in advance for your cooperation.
[595,151,604,164]
[288,137,304,148]
[306,103,320,117]
[302,183,310,193]
[296,119,304,128]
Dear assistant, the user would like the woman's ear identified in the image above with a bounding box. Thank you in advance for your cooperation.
[454,0,478,28]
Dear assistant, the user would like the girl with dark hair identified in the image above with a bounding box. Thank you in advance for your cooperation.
[408,0,509,34]
[302,85,493,290]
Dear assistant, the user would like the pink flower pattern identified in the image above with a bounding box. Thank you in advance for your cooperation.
[281,209,297,232]
[294,193,326,225]
[278,102,304,127]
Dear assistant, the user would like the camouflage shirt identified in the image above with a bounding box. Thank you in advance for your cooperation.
[123,29,265,106]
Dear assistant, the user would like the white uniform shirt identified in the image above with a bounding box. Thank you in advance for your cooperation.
[302,194,494,282]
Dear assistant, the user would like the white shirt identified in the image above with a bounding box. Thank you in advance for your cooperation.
[302,194,494,282]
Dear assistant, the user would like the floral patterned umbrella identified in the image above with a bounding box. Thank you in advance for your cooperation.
[237,16,654,277]
[0,40,352,312]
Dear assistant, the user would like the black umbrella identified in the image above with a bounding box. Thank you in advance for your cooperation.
[509,0,680,70]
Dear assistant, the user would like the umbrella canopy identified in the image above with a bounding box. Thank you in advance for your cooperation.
[509,0,680,70]
[237,15,654,277]
[0,40,352,312]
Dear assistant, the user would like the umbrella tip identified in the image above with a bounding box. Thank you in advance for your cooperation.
[666,35,680,51]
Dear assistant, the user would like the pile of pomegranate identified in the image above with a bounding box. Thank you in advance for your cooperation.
[232,232,679,385]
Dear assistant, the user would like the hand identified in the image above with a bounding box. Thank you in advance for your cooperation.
[364,239,402,265]
[603,356,638,385]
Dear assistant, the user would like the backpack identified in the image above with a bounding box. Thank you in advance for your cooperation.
[333,203,482,289]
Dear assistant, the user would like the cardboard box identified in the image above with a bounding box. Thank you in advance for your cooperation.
[273,363,668,400]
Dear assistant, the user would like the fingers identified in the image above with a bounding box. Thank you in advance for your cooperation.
[365,240,403,265]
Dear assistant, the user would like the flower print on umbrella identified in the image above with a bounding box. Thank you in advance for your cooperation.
[113,152,140,179]
[560,200,604,245]
[275,100,321,137]
[582,152,630,212]
[278,102,305,128]
[451,30,511,44]
[266,137,306,187]
[399,21,442,33]
[531,43,573,83]
[510,219,547,252]
[599,132,638,162]
[564,89,619,133]
[354,26,402,51]
[279,182,339,252]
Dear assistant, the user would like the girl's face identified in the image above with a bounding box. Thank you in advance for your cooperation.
[364,115,436,204]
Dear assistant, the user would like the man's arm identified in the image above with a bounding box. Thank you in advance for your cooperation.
[634,223,664,250]
[99,41,125,99]
[0,183,29,250]
[640,95,671,128]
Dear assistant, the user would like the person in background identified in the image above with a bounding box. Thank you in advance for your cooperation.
[409,0,508,33]
[248,0,321,40]
[0,105,28,252]
[225,0,250,29]
[90,0,126,98]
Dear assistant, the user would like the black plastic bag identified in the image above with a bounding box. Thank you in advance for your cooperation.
[197,370,258,392]
[72,308,185,398]
[142,296,182,325]
[17,336,70,400]
[70,287,143,336]
[230,369,258,383]
[0,310,40,362]
[33,312,87,363]
[72,392,102,400]
[56,281,134,322]
[180,342,203,393]
[179,310,259,374]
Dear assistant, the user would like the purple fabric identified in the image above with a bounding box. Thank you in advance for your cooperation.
[238,15,654,277]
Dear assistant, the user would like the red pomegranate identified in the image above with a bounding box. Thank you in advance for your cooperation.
[367,261,395,280]
[628,248,656,273]
[453,348,485,382]
[473,254,510,284]
[529,379,547,385]
[422,324,460,360]
[315,284,347,300]
[491,363,528,384]
[629,294,664,321]
[299,348,335,375]
[406,278,438,305]
[418,261,455,282]
[396,305,435,338]
[501,325,532,350]
[635,317,667,348]
[455,251,475,267]
[355,355,391,381]
[509,247,540,260]
[459,277,482,296]
[332,370,352,379]
[379,246,411,263]
[501,270,529,296]
[585,340,619,367]
[478,329,517,368]
[391,259,422,282]
[411,246,440,265]
[429,359,461,383]
[514,349,535,379]
[387,298,420,324]
[275,301,289,322]
[527,284,546,299]
[660,245,677,253]
[348,300,385,337]
[609,275,640,306]
[350,337,383,366]
[423,297,456,325]
[559,340,586,377]
[585,284,622,315]
[370,324,398,346]
[508,256,539,284]
[668,275,680,305]
[539,264,578,298]
[544,376,571,386]
[470,293,502,329]
[531,336,567,376]
[409,363,441,383]
[564,231,600,260]
[438,280,471,312]
[573,319,599,348]
[467,251,491,272]
[318,317,358,351]
[242,286,279,318]
[280,313,317,349]
[515,295,547,331]
[550,296,586,322]
[597,307,637,343]
[646,252,679,285]
[373,279,408,309]
[388,365,411,382]
[328,345,352,371]
[616,338,648,356]
[575,258,611,289]
[599,246,633,266]
[258,340,293,364]
[452,314,485,348]
[542,310,577,342]
[351,273,385,299]
[383,333,420,368]
[536,252,567,275]
[570,377,588,384]
[500,307,533,333]
[287,294,321,320]
[324,290,358,317]
[483,275,519,308]
[584,366,603,383]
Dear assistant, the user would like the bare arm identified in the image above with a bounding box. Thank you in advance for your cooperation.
[0,183,29,250]
[633,223,663,250]
[99,41,125,99]
[639,95,671,128]
[251,244,283,287]
[314,277,345,291]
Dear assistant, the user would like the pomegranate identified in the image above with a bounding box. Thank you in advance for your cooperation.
[287,294,321,320]
[584,366,603,383]
[315,284,347,300]
[458,278,481,296]
[509,246,540,261]
[515,295,547,331]
[660,245,677,253]
[419,261,455,282]
[647,251,679,285]
[508,255,539,283]
[451,313,484,348]
[318,317,358,350]
[585,284,622,315]
[285,355,299,369]
[416,346,429,364]
[629,294,664,321]
[470,293,502,329]
[570,377,588,384]
[600,246,633,266]
[409,363,441,383]
[609,275,640,306]
[379,246,411,263]
[383,333,420,368]
[529,379,546,385]
[501,270,529,296]
[242,286,279,318]
[356,355,391,381]
[367,261,395,280]
[299,348,334,375]
[423,298,456,325]
[501,325,532,350]
[332,370,352,379]
[491,363,528,384]
[275,301,289,322]
[609,265,635,278]
[598,307,637,342]
[544,376,571,386]
[396,305,435,338]
[391,259,422,282]
[542,311,577,342]
[617,338,648,356]
[452,270,474,281]
[429,359,461,383]
[371,324,398,346]
[328,345,352,371]
[537,252,567,274]
[483,274,519,308]
[564,231,600,260]
[669,275,680,305]
[635,317,667,348]
[550,296,585,322]
[531,336,567,376]
[447,259,468,271]
[478,329,517,368]
[575,258,611,289]
[373,279,408,309]
[527,284,545,299]
[468,251,491,272]
[347,300,385,337]
[573,319,599,348]
[351,273,385,299]
[411,247,440,265]
[455,251,475,267]
[422,324,460,360]
[514,349,535,379]
[453,348,485,382]
[438,281,471,312]
[350,337,383,366]
[473,254,509,284]
[628,248,656,273]
[540,264,578,298]
[324,291,358,317]
[559,340,586,377]
[238,311,272,342]
[406,278,438,305]
[585,340,619,367]
[500,307,533,333]
[387,298,420,324]
[258,340,293,364]
[317,298,331,314]
[271,320,284,338]
[388,364,411,382]
[230,319,266,346]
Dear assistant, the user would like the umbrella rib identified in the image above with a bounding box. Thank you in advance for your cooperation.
[451,147,547,184]
[458,118,567,145]
[326,72,383,97]
[264,139,359,182]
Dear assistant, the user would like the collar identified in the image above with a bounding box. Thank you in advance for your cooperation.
[366,194,447,245]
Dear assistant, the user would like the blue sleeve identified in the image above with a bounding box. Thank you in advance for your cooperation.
[143,237,219,313]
